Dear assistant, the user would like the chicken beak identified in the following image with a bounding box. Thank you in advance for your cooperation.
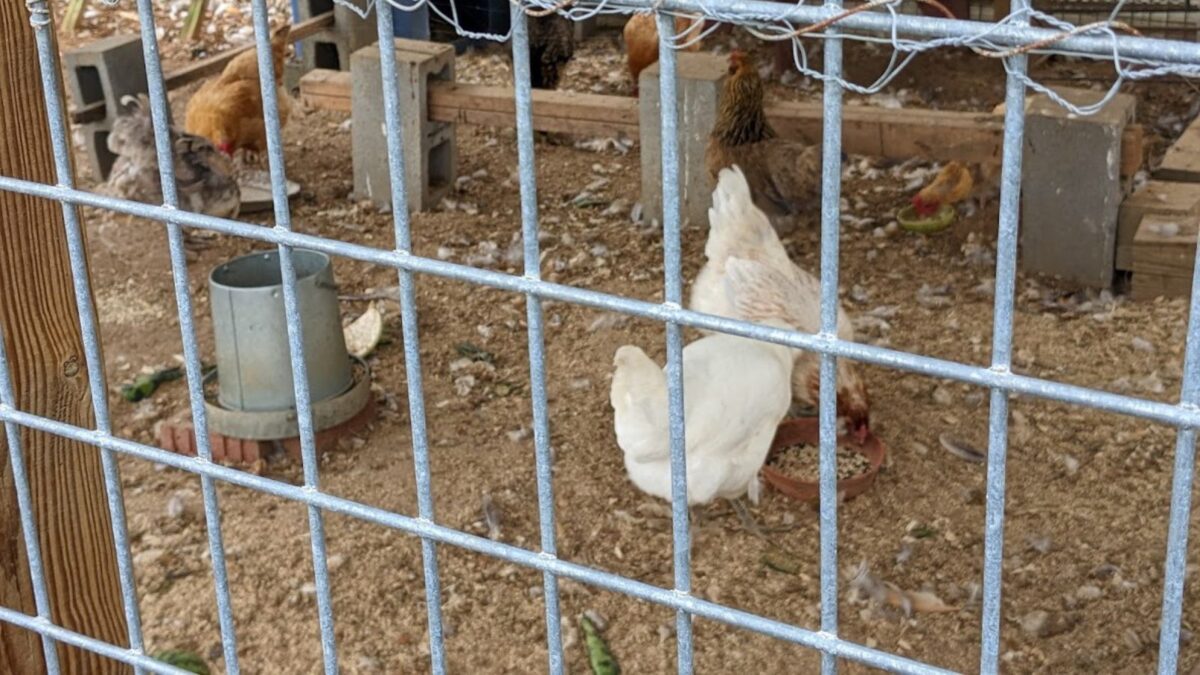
[849,422,868,444]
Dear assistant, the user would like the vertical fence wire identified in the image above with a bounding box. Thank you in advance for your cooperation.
[246,1,340,670]
[817,4,846,673]
[979,0,1031,671]
[370,9,448,672]
[5,2,1200,674]
[0,332,60,675]
[129,0,242,669]
[24,2,146,671]
[508,5,567,673]
[655,12,694,675]
[1156,154,1200,672]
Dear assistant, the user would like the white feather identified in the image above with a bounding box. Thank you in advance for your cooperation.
[689,165,860,407]
[610,333,793,505]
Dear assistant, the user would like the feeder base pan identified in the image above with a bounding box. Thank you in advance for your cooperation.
[205,359,372,440]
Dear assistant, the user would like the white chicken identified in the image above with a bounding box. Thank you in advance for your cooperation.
[610,258,797,519]
[689,165,871,442]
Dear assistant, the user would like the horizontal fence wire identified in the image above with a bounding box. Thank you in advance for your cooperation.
[2,0,1200,673]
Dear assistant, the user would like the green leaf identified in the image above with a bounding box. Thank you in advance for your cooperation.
[580,615,619,675]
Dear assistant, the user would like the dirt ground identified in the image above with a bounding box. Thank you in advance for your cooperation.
[47,6,1200,674]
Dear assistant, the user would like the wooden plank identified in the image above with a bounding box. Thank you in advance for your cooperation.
[429,82,639,130]
[1115,180,1200,270]
[299,69,351,112]
[297,66,1145,177]
[1130,213,1199,298]
[181,0,210,42]
[164,11,333,90]
[66,11,334,124]
[299,68,349,97]
[0,2,131,672]
[1158,121,1200,183]
[62,0,87,36]
[1132,271,1193,300]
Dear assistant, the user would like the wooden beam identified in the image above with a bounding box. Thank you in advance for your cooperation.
[0,3,130,674]
[181,0,210,43]
[1131,213,1199,299]
[1158,117,1200,183]
[165,10,333,90]
[67,10,334,125]
[299,68,1145,176]
[429,83,639,138]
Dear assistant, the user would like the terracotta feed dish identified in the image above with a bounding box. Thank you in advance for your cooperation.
[760,418,886,503]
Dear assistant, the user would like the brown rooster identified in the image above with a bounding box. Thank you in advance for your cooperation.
[706,50,825,233]
[184,23,292,163]
[509,13,575,90]
[623,13,705,95]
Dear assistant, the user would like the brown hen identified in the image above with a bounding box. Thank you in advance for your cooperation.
[184,23,292,162]
[706,50,823,233]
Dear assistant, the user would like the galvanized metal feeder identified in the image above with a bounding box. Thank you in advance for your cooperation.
[205,249,372,443]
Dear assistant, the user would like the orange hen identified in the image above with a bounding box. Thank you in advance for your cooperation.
[911,160,1002,218]
[623,14,704,95]
[185,24,292,159]
[911,161,974,217]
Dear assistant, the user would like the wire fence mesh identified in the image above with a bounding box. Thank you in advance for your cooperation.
[3,0,1200,673]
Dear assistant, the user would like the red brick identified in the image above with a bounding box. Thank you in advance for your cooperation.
[156,396,376,467]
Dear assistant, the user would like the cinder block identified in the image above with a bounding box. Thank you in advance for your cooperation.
[298,0,379,72]
[283,59,306,94]
[1020,87,1136,287]
[63,34,151,180]
[63,34,148,114]
[81,126,119,182]
[638,52,726,228]
[573,16,598,40]
[352,39,456,212]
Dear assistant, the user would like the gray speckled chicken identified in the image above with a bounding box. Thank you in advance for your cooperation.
[104,94,240,221]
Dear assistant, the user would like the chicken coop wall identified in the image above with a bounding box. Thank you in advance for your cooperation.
[4,1,1200,674]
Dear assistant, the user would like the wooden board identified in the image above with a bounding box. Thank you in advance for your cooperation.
[1115,180,1200,270]
[429,82,639,138]
[1131,213,1200,299]
[0,2,131,671]
[299,68,350,113]
[1158,119,1200,183]
[298,67,1144,176]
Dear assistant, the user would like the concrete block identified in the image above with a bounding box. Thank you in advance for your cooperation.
[639,52,726,228]
[63,34,151,180]
[573,16,598,40]
[351,39,456,213]
[1020,87,1136,287]
[298,0,379,71]
[63,34,148,114]
[283,59,306,94]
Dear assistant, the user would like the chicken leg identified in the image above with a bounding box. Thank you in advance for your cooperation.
[730,497,766,540]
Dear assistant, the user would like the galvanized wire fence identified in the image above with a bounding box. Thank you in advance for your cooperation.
[3,0,1200,673]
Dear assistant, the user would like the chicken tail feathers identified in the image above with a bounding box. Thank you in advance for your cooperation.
[610,345,669,462]
[706,165,779,264]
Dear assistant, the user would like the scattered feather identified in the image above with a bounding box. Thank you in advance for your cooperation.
[939,433,985,463]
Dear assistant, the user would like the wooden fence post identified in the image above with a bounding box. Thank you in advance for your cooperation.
[0,3,132,674]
